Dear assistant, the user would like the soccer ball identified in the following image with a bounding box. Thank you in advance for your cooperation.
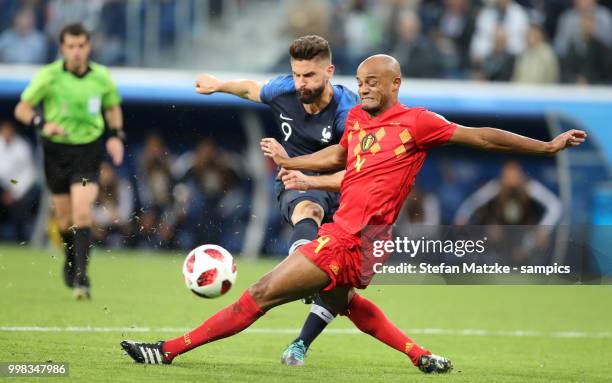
[182,244,237,298]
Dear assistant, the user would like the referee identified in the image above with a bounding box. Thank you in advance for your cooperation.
[14,23,125,300]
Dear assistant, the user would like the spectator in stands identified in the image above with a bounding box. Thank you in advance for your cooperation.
[437,158,472,224]
[92,162,134,248]
[283,0,331,39]
[390,8,443,78]
[512,23,560,84]
[137,134,173,211]
[0,0,21,31]
[554,0,612,56]
[560,12,611,84]
[0,7,47,64]
[94,0,127,65]
[377,0,419,53]
[45,0,102,41]
[135,134,176,248]
[470,0,529,67]
[478,26,515,81]
[270,0,332,73]
[343,0,383,70]
[158,0,177,48]
[213,156,249,253]
[0,120,39,242]
[394,186,442,252]
[397,186,441,226]
[454,161,563,264]
[454,161,562,226]
[431,0,477,77]
[178,138,242,248]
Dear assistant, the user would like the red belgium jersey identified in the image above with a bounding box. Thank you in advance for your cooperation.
[333,103,457,235]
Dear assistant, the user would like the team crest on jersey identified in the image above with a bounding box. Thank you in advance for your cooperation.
[361,133,376,152]
[321,126,332,143]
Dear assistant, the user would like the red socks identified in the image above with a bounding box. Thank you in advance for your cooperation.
[346,294,429,365]
[163,291,264,360]
[161,290,427,364]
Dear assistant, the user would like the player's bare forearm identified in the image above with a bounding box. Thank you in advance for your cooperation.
[310,171,344,192]
[450,126,586,155]
[104,105,123,130]
[278,144,347,172]
[196,73,262,103]
[279,169,345,192]
[218,80,262,102]
[104,105,125,166]
[14,100,35,125]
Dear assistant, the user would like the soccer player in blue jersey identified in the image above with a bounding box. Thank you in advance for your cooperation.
[194,35,359,365]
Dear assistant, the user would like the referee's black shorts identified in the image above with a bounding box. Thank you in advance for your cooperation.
[42,136,104,195]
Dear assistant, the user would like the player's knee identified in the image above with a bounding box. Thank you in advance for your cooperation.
[72,209,92,227]
[293,201,324,224]
[247,280,274,311]
[54,211,72,231]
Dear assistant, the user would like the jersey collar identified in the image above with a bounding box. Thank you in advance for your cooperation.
[62,61,92,78]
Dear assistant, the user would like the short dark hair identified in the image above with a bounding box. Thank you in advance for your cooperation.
[0,119,15,130]
[59,23,90,44]
[289,35,331,62]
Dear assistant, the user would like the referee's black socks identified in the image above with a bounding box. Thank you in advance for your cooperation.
[288,218,319,255]
[73,227,92,288]
[60,230,76,287]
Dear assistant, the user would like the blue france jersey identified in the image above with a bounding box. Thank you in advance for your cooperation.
[260,75,359,159]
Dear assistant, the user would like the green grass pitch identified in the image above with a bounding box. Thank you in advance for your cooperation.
[1,244,611,382]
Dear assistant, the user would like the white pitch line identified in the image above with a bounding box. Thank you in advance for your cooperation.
[0,326,611,339]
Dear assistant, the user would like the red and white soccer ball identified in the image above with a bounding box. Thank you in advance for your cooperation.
[182,244,237,298]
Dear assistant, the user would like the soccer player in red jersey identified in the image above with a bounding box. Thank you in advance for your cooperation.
[121,55,586,373]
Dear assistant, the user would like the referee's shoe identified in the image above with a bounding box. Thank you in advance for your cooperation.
[72,286,90,300]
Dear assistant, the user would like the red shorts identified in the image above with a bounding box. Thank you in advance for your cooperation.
[299,222,372,291]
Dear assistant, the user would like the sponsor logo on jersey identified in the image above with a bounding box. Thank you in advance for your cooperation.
[315,235,331,253]
[279,113,293,121]
[405,342,414,353]
[329,263,339,275]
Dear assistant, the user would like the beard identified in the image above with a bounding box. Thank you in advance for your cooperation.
[361,100,383,116]
[297,83,325,104]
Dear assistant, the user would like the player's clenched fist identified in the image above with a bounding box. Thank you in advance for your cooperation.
[278,168,311,191]
[106,137,124,166]
[260,137,289,165]
[42,122,65,136]
[195,73,222,94]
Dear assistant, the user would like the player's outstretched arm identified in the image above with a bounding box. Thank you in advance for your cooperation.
[195,73,262,102]
[14,100,35,126]
[279,169,345,192]
[261,140,347,172]
[449,126,587,155]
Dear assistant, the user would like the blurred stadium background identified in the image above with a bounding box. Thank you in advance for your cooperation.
[0,0,611,272]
